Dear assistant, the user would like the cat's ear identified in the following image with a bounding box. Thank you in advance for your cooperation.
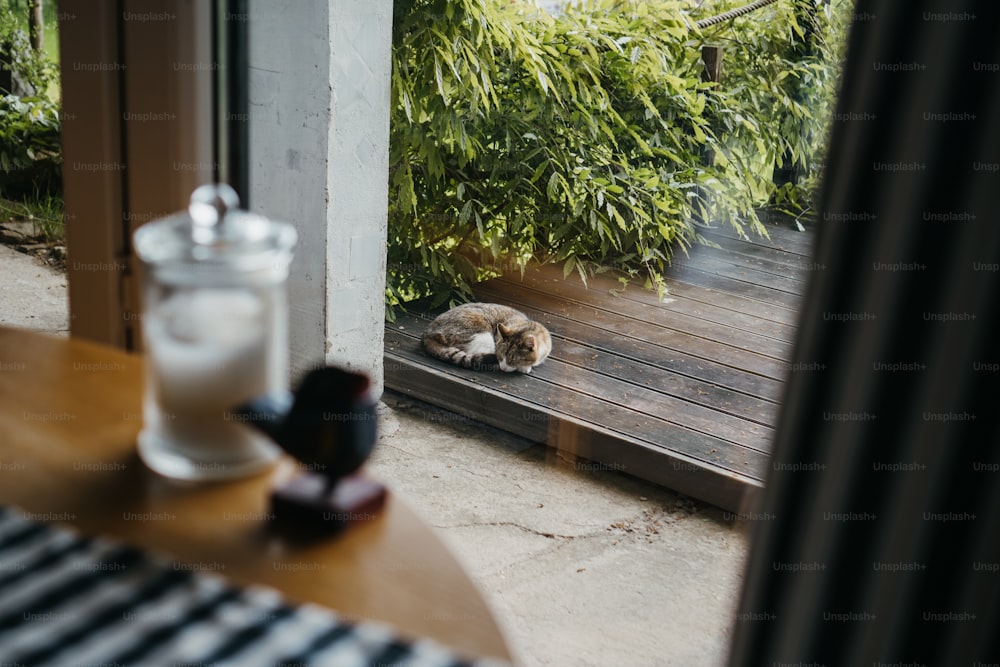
[526,335,536,350]
[498,323,513,338]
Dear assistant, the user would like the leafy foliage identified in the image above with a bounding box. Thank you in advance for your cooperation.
[0,94,61,197]
[701,0,849,217]
[0,3,61,200]
[387,0,850,316]
[0,2,58,97]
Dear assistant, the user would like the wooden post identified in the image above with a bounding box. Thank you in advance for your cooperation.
[59,0,213,349]
[700,44,722,170]
[701,44,723,85]
[695,44,723,223]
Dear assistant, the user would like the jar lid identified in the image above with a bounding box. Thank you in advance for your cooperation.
[133,184,297,275]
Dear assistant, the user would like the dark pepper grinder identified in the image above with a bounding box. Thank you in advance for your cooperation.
[233,366,386,536]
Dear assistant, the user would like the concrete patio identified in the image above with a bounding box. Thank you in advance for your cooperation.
[0,242,750,666]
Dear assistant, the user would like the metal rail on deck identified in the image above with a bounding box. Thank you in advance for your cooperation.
[694,0,781,29]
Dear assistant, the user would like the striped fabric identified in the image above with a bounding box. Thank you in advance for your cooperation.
[0,506,507,667]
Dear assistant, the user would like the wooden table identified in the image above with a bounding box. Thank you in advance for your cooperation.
[0,326,512,663]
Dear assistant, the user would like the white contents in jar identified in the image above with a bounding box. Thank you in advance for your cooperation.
[142,288,278,467]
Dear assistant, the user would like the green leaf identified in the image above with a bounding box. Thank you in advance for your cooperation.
[434,55,446,102]
[546,171,561,200]
[401,90,413,123]
[531,161,548,184]
[563,255,576,279]
[575,260,589,287]
[537,70,549,95]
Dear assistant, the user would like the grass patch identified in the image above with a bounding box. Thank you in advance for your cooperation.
[0,191,63,241]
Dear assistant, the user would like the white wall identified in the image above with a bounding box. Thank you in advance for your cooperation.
[248,0,392,395]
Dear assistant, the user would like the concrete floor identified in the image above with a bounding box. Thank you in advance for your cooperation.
[0,244,69,334]
[0,243,750,667]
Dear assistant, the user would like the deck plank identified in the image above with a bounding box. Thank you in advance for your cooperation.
[522,263,802,329]
[388,321,775,454]
[673,243,814,290]
[495,266,798,346]
[700,219,815,256]
[391,309,780,425]
[384,216,814,511]
[505,270,798,343]
[698,230,818,271]
[667,252,807,299]
[474,282,789,379]
[385,335,767,511]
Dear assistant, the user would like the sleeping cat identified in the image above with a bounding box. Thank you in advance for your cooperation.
[421,302,551,373]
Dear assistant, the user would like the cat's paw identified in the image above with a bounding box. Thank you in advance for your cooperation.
[518,366,533,374]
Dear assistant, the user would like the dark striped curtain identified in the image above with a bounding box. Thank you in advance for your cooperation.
[729,1,1000,665]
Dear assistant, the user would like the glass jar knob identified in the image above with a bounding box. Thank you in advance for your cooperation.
[189,183,240,245]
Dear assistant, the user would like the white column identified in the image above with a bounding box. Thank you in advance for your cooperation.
[248,0,392,395]
[325,0,393,395]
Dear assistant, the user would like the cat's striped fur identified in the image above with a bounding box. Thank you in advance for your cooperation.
[421,302,551,373]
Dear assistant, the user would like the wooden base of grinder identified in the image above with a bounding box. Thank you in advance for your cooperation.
[269,472,386,537]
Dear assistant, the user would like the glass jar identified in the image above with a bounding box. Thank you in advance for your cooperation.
[132,184,297,480]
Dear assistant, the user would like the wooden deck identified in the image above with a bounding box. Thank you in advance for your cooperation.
[384,217,816,512]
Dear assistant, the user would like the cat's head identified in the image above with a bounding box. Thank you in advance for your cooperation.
[495,323,546,372]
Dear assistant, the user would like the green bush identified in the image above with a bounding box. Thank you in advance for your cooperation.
[0,94,61,197]
[0,3,61,199]
[0,2,58,95]
[701,0,848,216]
[387,0,849,316]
